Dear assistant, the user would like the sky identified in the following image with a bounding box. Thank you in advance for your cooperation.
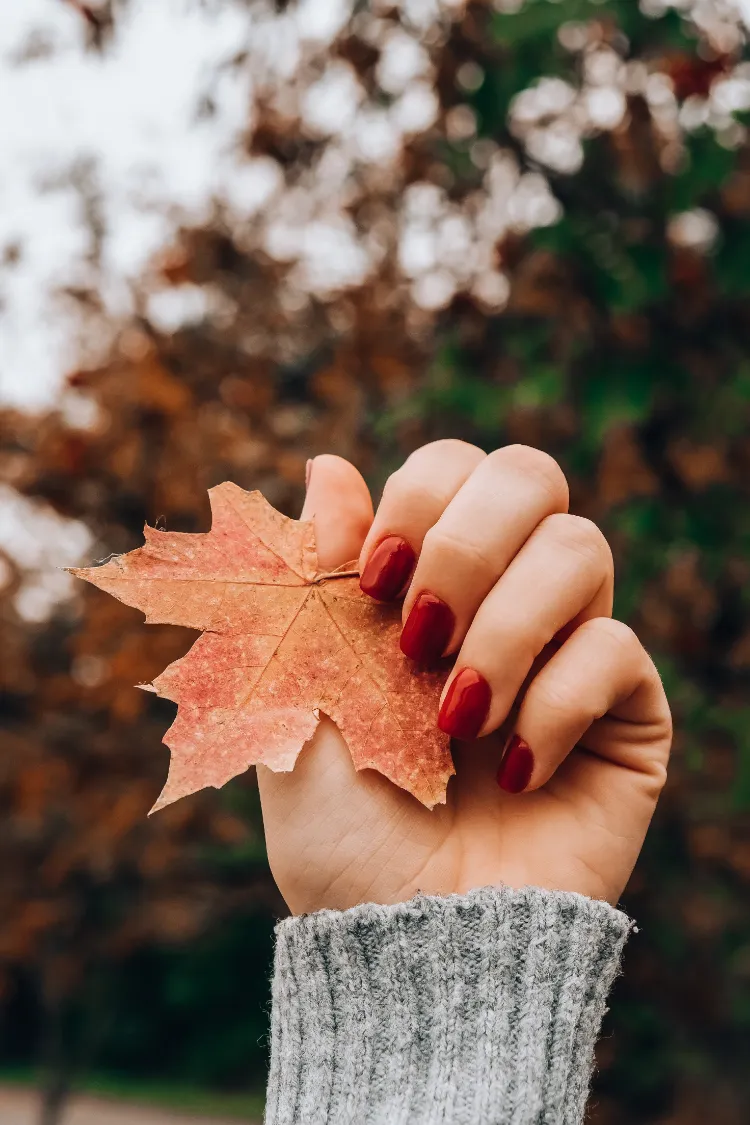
[3,0,746,412]
[0,0,403,618]
[0,0,457,618]
[0,0,353,411]
[0,0,317,614]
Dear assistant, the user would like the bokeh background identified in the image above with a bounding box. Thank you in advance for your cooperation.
[2,0,750,1122]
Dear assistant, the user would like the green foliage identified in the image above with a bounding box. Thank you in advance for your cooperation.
[669,129,737,210]
[101,911,274,1088]
[4,909,275,1093]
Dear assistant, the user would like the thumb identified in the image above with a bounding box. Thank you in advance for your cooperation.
[300,454,374,571]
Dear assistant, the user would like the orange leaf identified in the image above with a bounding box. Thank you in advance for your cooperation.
[71,484,453,810]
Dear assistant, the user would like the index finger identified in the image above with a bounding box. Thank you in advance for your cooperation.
[358,440,486,601]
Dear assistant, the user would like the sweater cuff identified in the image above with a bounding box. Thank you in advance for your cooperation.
[266,885,632,1125]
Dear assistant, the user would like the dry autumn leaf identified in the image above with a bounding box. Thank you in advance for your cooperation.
[71,484,454,810]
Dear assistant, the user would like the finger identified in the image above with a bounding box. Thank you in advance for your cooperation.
[301,455,374,571]
[399,445,570,662]
[358,439,485,602]
[437,513,613,739]
[494,617,671,795]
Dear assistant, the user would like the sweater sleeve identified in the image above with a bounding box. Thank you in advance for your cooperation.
[265,885,632,1125]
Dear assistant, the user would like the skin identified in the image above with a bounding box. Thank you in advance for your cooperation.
[257,443,672,915]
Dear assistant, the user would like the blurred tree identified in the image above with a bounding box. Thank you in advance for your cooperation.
[2,0,750,1122]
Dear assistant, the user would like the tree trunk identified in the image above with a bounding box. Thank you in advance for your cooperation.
[39,1077,69,1125]
[37,973,72,1125]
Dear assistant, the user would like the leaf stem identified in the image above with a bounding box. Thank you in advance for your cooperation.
[313,569,360,584]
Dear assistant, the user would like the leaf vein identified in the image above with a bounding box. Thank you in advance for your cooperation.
[223,487,312,582]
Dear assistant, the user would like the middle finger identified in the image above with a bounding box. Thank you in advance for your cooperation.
[399,444,569,663]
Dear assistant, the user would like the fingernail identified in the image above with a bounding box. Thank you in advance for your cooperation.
[360,536,416,601]
[400,592,454,664]
[497,735,534,794]
[305,458,314,489]
[438,668,491,740]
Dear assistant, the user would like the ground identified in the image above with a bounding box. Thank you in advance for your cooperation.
[0,1086,259,1125]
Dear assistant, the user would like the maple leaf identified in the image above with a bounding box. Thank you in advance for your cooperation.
[71,484,454,811]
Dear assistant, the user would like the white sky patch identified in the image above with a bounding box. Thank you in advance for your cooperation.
[376,28,432,95]
[296,0,353,43]
[667,207,720,251]
[0,0,415,413]
[0,483,94,621]
[147,284,213,334]
[0,0,268,410]
[302,61,364,136]
[2,0,745,420]
[397,152,560,317]
[391,81,440,133]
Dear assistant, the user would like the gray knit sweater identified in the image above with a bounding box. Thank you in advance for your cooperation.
[266,885,632,1125]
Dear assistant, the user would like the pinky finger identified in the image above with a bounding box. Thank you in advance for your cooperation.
[498,618,672,795]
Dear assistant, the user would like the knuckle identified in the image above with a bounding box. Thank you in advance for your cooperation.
[638,737,671,798]
[405,439,485,473]
[530,675,577,718]
[579,619,673,741]
[581,616,638,650]
[580,617,656,676]
[421,525,497,573]
[604,624,666,695]
[380,470,399,498]
[660,695,674,740]
[641,699,673,792]
[641,658,674,745]
[647,759,669,796]
[542,513,612,567]
[384,442,485,510]
[489,445,569,508]
[380,470,433,510]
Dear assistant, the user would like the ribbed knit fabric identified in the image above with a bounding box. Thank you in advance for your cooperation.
[266,885,632,1125]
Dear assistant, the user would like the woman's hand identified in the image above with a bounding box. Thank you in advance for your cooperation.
[257,443,672,914]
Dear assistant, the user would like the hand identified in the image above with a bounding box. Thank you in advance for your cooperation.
[257,443,672,914]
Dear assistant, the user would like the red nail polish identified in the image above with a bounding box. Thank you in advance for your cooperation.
[360,536,416,601]
[400,592,454,664]
[497,735,534,794]
[438,668,491,740]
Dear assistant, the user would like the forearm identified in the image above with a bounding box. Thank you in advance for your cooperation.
[266,885,632,1125]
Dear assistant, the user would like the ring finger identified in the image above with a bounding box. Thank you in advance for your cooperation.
[387,445,570,662]
[437,512,614,741]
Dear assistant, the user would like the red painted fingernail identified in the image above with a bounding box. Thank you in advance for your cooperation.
[305,458,314,489]
[400,592,454,664]
[497,735,534,794]
[438,668,491,740]
[360,536,416,601]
